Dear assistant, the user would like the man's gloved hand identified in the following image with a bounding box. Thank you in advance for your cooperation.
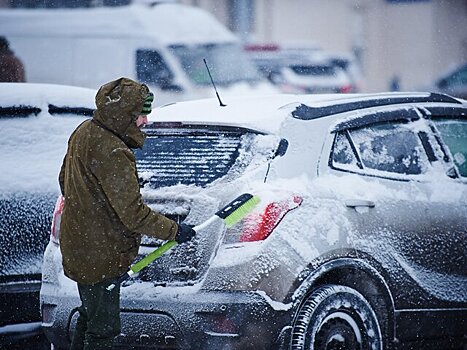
[175,223,196,244]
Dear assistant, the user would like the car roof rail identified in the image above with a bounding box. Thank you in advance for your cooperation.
[291,93,462,120]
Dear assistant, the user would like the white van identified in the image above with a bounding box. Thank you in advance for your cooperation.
[0,3,276,105]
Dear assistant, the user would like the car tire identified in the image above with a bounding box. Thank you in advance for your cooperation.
[290,284,383,350]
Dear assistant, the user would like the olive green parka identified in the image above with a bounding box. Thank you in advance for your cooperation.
[59,77,178,285]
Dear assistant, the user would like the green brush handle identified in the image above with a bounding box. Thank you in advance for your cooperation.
[106,193,259,291]
[106,240,178,291]
[131,240,177,273]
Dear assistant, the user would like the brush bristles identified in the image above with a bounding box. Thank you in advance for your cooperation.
[224,196,260,227]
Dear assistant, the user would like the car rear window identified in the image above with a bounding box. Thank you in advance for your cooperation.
[135,125,274,188]
[290,64,336,76]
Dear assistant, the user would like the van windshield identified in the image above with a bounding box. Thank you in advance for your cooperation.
[169,43,261,86]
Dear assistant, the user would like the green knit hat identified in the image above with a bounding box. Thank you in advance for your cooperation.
[141,92,154,115]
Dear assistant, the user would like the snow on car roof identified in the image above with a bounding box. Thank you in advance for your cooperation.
[150,92,439,134]
[151,94,304,134]
[0,83,96,109]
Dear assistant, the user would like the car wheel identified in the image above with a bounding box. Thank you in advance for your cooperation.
[291,284,383,350]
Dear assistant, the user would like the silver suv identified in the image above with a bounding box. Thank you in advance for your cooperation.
[41,92,467,350]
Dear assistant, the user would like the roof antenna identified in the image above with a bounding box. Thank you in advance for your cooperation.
[203,58,226,107]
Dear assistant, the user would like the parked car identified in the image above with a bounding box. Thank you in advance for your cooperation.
[0,83,95,348]
[430,63,467,100]
[245,45,356,94]
[41,92,466,350]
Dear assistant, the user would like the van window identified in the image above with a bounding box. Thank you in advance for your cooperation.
[169,43,260,86]
[136,49,174,87]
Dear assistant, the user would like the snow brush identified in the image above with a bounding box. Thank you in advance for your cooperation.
[106,193,260,291]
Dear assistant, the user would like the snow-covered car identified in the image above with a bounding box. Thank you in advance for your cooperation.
[0,83,95,347]
[41,92,466,350]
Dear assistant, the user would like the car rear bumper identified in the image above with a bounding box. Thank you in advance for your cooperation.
[0,275,42,325]
[0,274,44,347]
[41,282,291,349]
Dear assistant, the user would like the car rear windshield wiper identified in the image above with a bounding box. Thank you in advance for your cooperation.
[0,106,41,118]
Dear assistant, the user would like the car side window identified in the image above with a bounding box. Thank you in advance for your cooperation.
[351,122,429,175]
[332,121,430,176]
[331,131,361,170]
[349,122,429,175]
[136,49,174,87]
[432,118,467,178]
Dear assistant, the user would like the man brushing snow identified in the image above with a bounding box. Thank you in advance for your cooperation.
[59,77,195,350]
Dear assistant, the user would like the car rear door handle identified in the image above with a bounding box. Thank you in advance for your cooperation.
[345,199,375,208]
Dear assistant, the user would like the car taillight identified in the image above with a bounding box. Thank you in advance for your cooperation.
[340,84,354,93]
[223,195,302,244]
[50,195,64,245]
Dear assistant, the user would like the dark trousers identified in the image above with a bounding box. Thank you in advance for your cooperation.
[70,278,121,350]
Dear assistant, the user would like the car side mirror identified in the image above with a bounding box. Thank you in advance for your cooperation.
[273,138,289,158]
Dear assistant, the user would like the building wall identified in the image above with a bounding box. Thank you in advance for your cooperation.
[365,0,435,91]
[182,0,467,92]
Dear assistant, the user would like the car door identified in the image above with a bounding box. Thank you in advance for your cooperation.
[324,106,466,304]
[323,105,467,341]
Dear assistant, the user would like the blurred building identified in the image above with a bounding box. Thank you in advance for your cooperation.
[181,0,467,93]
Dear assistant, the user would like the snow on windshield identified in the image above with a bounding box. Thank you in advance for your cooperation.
[169,43,261,85]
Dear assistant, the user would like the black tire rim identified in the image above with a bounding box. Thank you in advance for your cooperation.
[314,311,364,350]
